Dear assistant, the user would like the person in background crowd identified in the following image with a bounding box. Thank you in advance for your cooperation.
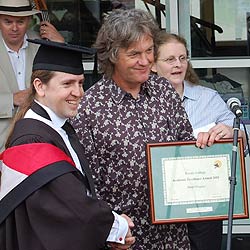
[151,31,247,250]
[0,38,135,250]
[72,9,217,250]
[0,0,64,152]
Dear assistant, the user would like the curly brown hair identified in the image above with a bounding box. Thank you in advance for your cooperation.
[94,8,160,79]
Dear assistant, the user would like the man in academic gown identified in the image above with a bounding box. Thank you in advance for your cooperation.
[0,39,135,250]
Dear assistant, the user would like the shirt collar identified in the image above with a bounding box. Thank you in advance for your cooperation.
[35,100,67,129]
[183,80,200,101]
[105,76,153,104]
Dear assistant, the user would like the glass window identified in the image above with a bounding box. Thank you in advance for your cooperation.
[189,0,250,58]
[31,0,141,89]
[31,0,138,47]
[30,0,164,89]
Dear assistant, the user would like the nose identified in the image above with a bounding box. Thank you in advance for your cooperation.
[138,53,151,65]
[12,22,18,31]
[173,58,182,67]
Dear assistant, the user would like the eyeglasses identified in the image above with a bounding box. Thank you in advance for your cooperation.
[158,55,189,65]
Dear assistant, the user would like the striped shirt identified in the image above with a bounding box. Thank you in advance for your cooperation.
[182,80,236,130]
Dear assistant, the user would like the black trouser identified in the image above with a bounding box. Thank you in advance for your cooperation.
[188,221,222,250]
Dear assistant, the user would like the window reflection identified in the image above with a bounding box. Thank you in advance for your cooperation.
[31,0,136,47]
[47,0,101,47]
[190,0,250,57]
[31,0,250,58]
[30,0,137,90]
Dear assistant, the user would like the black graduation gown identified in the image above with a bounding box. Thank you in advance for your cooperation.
[0,107,114,250]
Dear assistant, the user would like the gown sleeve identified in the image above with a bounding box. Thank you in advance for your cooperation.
[25,172,114,250]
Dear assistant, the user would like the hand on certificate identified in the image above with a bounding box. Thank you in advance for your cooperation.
[195,131,212,148]
[208,123,233,141]
[208,123,246,146]
[196,123,246,148]
[108,214,135,250]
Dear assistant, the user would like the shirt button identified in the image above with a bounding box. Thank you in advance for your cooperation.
[119,237,123,241]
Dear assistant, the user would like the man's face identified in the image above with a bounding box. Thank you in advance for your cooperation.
[0,15,30,50]
[112,34,154,89]
[36,72,84,119]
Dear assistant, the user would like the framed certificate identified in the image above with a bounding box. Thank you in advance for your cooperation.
[146,138,248,224]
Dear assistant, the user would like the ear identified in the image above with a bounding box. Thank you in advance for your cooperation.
[33,78,46,97]
[151,63,157,73]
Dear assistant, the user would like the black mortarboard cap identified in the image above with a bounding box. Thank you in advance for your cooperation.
[28,39,96,75]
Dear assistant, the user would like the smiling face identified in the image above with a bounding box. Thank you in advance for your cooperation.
[152,41,188,91]
[34,71,84,119]
[0,14,30,51]
[112,34,154,94]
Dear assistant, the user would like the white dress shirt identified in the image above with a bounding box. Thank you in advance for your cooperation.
[4,35,28,91]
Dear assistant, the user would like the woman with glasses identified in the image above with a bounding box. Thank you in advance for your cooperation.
[152,31,246,141]
[152,31,247,250]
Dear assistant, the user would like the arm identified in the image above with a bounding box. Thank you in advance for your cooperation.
[107,214,135,250]
[107,214,135,249]
[13,89,30,107]
[0,84,30,119]
[26,164,134,249]
[193,92,247,146]
[184,87,247,147]
[26,173,117,250]
[202,123,247,147]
